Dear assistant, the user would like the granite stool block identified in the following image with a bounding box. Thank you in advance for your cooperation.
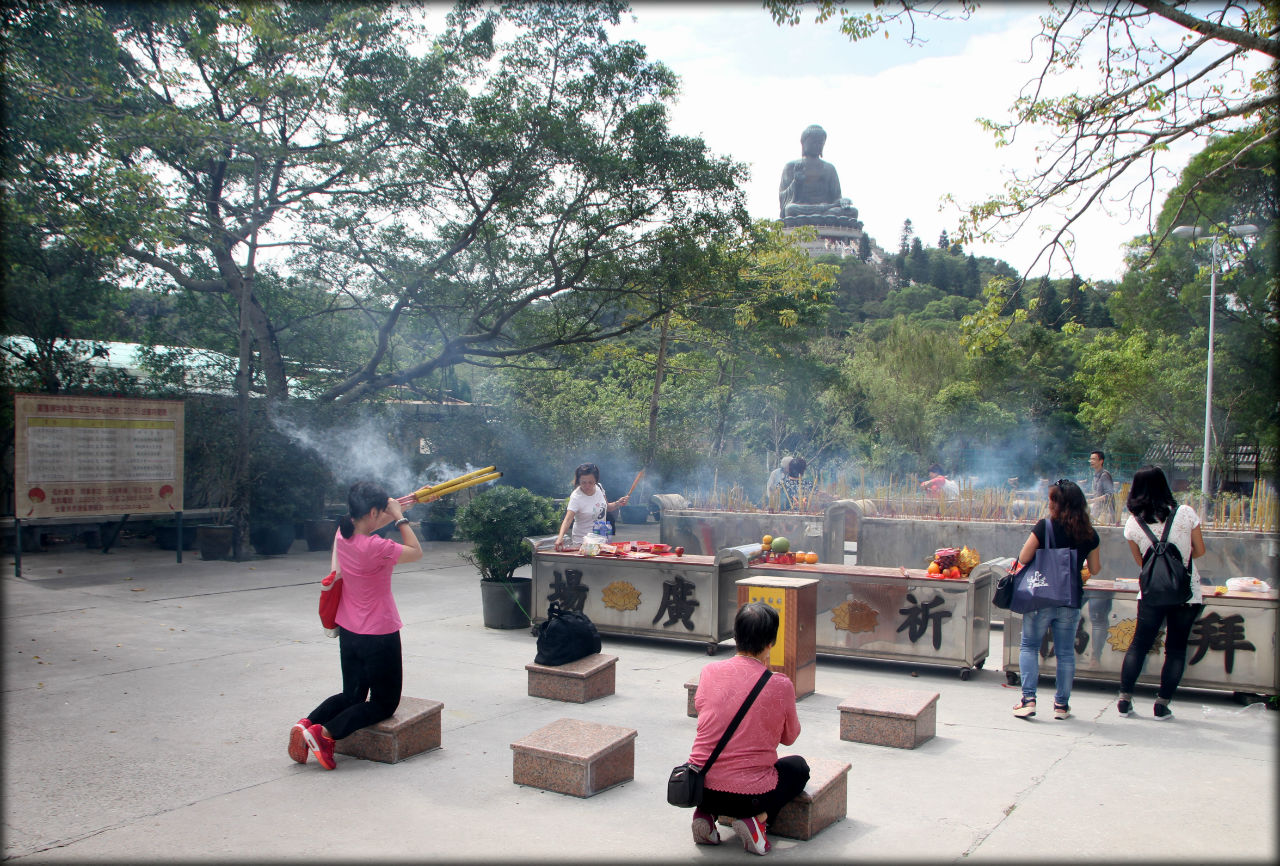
[685,677,698,717]
[526,653,617,703]
[770,757,852,840]
[511,718,637,797]
[334,696,443,764]
[839,685,938,749]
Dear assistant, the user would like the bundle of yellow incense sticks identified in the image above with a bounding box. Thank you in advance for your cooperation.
[397,466,501,505]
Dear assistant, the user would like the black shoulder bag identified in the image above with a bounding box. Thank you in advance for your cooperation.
[666,668,772,808]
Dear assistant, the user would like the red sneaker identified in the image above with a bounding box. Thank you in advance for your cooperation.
[303,723,336,770]
[732,816,770,855]
[288,718,311,764]
[692,808,720,845]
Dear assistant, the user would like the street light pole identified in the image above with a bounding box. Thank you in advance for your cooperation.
[1170,223,1259,499]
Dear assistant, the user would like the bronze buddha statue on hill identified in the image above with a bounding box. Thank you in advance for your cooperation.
[778,125,861,228]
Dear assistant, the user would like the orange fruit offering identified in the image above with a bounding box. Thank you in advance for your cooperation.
[804,552,819,564]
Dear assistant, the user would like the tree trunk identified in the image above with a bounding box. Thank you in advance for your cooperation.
[232,277,253,560]
[645,311,671,466]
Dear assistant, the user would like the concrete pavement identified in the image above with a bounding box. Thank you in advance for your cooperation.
[3,525,1276,862]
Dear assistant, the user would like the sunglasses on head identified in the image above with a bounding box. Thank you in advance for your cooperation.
[1055,478,1074,490]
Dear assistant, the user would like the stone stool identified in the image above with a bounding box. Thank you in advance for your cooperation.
[685,676,699,717]
[770,757,852,840]
[511,718,637,797]
[526,653,617,703]
[334,696,443,764]
[838,685,938,749]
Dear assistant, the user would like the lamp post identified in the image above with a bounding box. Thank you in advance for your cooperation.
[1170,223,1259,498]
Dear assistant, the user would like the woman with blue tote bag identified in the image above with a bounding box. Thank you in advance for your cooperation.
[1010,480,1101,720]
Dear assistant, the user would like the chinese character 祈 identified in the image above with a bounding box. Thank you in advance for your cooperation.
[897,591,952,650]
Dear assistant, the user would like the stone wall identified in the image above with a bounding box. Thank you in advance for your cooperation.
[657,500,1278,587]
[855,516,1276,586]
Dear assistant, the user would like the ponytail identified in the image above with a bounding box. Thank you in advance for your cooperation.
[339,515,355,539]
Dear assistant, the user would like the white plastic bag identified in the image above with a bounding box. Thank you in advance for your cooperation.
[1225,577,1270,593]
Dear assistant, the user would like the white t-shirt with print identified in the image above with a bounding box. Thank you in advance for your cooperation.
[566,485,608,543]
[1123,503,1202,603]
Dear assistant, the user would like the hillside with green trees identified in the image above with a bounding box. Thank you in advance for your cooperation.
[3,2,1275,550]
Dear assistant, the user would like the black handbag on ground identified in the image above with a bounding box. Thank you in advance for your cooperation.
[666,667,772,808]
[534,602,602,666]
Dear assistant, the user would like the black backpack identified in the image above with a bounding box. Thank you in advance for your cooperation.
[1136,511,1192,606]
[534,602,602,666]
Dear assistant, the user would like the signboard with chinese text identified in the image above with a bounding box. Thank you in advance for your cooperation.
[744,563,992,673]
[529,548,740,650]
[14,394,184,518]
[1004,583,1278,695]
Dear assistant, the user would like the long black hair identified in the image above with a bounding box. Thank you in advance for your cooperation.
[1048,479,1093,542]
[338,480,390,539]
[1126,465,1177,525]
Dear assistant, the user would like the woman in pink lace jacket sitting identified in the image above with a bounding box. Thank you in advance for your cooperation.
[686,602,810,855]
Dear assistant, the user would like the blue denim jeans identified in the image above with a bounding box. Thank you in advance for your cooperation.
[1019,605,1082,705]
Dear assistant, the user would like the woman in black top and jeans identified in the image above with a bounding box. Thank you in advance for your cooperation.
[1011,479,1102,720]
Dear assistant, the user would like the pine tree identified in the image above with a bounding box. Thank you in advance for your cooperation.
[1031,276,1063,329]
[858,232,871,262]
[898,219,914,255]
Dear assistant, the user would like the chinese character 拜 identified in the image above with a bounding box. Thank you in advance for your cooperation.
[1188,611,1256,674]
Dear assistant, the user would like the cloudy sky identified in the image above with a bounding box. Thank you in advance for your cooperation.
[612,3,1205,282]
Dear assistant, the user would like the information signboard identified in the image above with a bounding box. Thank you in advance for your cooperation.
[13,394,184,518]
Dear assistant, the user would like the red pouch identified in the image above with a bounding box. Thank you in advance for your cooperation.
[319,570,343,636]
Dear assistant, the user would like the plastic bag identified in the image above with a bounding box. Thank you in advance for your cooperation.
[1225,577,1270,593]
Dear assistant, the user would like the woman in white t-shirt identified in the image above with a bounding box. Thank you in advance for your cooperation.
[553,463,630,551]
[1117,465,1206,720]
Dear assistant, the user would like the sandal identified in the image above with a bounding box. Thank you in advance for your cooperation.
[1013,697,1036,718]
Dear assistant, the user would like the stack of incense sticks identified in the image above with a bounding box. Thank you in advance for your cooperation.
[397,466,501,506]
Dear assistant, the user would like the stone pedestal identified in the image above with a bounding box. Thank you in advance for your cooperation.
[334,696,443,763]
[770,757,852,840]
[838,686,938,749]
[526,653,617,703]
[511,718,636,797]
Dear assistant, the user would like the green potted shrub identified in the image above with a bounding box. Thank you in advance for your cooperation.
[420,497,457,541]
[455,485,560,629]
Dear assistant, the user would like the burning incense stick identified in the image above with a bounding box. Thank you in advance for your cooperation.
[625,469,644,499]
[397,466,501,506]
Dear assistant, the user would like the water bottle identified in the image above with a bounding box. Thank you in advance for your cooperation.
[593,518,612,539]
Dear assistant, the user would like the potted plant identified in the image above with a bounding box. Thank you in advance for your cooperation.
[455,485,560,629]
[420,497,457,541]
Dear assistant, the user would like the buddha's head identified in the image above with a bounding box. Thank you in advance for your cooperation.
[800,124,827,158]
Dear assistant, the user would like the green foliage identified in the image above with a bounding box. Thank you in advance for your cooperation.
[455,486,561,582]
[1074,330,1207,456]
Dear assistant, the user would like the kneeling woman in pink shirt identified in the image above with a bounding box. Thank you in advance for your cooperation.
[289,480,423,770]
[687,602,809,855]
